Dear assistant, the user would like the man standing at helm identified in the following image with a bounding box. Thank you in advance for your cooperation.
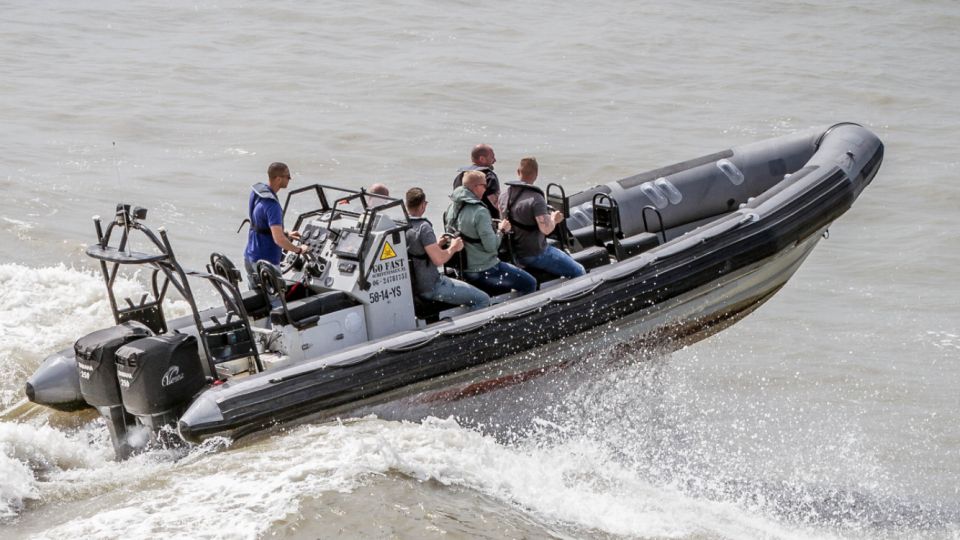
[453,143,501,219]
[243,162,306,289]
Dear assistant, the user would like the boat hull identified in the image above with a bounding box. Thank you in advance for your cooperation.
[178,123,883,442]
[203,227,825,434]
[178,123,882,442]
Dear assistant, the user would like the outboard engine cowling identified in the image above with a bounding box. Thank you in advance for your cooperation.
[115,333,207,432]
[74,321,154,459]
[75,321,154,407]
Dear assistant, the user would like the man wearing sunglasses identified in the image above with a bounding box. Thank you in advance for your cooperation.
[446,171,536,296]
[242,162,306,289]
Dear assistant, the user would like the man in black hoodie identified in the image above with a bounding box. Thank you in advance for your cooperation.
[452,144,501,219]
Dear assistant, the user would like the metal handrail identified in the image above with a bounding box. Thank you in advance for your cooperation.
[546,182,573,250]
[89,204,262,378]
[642,205,667,244]
[591,193,622,258]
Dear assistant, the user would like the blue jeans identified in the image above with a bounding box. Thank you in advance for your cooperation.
[464,261,537,296]
[518,246,586,279]
[244,258,262,291]
[422,276,491,310]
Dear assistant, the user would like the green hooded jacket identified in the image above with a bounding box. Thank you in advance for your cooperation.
[445,186,501,272]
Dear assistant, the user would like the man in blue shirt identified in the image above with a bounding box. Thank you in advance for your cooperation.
[243,162,306,289]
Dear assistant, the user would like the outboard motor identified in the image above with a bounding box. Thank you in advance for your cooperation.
[115,333,207,437]
[74,321,153,459]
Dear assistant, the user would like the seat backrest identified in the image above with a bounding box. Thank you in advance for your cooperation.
[269,290,360,329]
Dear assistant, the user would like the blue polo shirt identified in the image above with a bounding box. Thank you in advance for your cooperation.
[243,183,284,265]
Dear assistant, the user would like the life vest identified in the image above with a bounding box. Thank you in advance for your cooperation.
[444,198,489,271]
[453,165,500,219]
[452,165,491,188]
[445,201,483,245]
[237,183,279,234]
[406,217,432,261]
[503,181,544,233]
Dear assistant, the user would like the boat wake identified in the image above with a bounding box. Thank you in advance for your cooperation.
[7,406,956,539]
[0,421,108,520]
[3,401,958,538]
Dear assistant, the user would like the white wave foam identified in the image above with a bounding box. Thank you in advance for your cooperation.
[28,417,825,540]
[0,264,119,355]
[0,421,108,521]
[0,446,37,520]
[0,263,189,407]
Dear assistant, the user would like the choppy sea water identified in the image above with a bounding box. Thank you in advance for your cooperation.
[2,1,958,538]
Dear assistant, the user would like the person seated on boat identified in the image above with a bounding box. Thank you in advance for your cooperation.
[404,187,491,311]
[242,162,307,289]
[499,157,585,279]
[364,183,391,207]
[446,171,537,296]
[452,144,501,219]
[368,183,390,197]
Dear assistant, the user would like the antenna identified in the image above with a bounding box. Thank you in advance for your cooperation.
[112,141,121,185]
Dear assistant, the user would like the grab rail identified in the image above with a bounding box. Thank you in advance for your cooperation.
[591,193,622,256]
[642,205,667,244]
[546,182,573,250]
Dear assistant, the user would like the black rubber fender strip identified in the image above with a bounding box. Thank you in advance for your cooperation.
[550,281,605,303]
[440,319,491,336]
[498,301,551,321]
[385,333,442,353]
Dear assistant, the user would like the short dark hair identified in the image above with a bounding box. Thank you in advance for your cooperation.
[519,157,538,176]
[405,187,426,209]
[267,162,289,179]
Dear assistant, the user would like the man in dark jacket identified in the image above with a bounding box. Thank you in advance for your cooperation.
[452,144,501,219]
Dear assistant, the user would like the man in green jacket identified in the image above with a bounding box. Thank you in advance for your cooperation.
[445,171,536,295]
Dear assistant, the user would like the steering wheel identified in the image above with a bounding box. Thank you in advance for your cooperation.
[280,244,305,274]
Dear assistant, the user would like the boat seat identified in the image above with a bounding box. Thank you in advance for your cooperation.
[607,232,660,260]
[269,291,359,329]
[241,289,272,319]
[524,267,557,288]
[520,245,610,287]
[571,246,611,271]
[413,296,459,323]
[570,225,611,247]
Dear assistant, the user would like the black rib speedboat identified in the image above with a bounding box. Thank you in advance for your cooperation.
[25,123,883,458]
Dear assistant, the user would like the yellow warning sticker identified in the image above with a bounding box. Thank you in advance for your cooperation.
[380,242,397,260]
